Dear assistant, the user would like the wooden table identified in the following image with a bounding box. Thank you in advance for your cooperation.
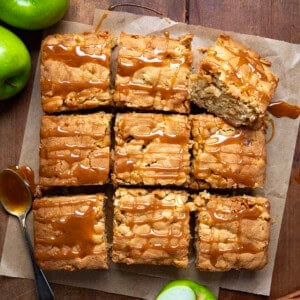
[0,1,299,299]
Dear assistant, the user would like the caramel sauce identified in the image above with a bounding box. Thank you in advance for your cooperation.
[130,129,188,144]
[10,165,36,194]
[36,201,98,260]
[0,169,30,214]
[201,200,267,266]
[115,196,189,254]
[44,44,109,68]
[207,130,250,146]
[42,80,109,98]
[267,100,300,119]
[73,163,108,184]
[94,13,108,32]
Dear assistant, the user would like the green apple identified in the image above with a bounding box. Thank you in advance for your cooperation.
[156,279,217,300]
[0,26,31,100]
[0,0,69,30]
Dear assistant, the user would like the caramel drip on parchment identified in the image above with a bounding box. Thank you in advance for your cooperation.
[268,100,300,119]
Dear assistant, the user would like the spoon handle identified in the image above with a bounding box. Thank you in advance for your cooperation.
[19,217,55,300]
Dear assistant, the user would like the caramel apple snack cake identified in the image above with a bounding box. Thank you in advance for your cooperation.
[112,112,190,186]
[35,30,275,272]
[189,34,278,128]
[41,32,117,113]
[114,32,193,113]
[193,192,270,271]
[39,112,112,187]
[33,194,108,271]
[112,188,190,268]
[189,114,266,189]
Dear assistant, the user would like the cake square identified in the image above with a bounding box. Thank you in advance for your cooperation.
[112,188,190,268]
[39,112,112,187]
[114,32,193,113]
[113,113,190,186]
[190,114,266,189]
[33,194,108,270]
[193,192,270,271]
[189,34,278,128]
[41,32,117,113]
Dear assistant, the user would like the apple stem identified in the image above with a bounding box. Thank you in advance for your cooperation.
[6,80,17,87]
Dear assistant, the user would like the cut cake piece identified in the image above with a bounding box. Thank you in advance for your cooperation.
[39,112,112,187]
[193,192,270,271]
[41,31,116,113]
[189,34,278,128]
[114,32,193,113]
[112,188,190,268]
[190,114,266,189]
[113,113,190,186]
[33,194,108,270]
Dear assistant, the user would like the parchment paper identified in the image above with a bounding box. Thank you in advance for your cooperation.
[1,10,299,299]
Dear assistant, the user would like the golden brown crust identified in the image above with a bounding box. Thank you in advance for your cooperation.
[33,194,108,270]
[189,114,266,189]
[190,34,278,127]
[39,112,112,187]
[114,32,193,113]
[112,188,190,268]
[193,192,270,271]
[41,32,117,113]
[113,113,190,186]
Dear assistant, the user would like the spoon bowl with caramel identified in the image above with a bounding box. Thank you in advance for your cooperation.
[0,168,54,300]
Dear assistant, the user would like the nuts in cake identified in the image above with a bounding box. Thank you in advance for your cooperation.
[113,113,190,186]
[190,114,266,189]
[193,192,270,271]
[189,34,278,127]
[112,188,190,268]
[39,112,112,187]
[41,32,117,113]
[33,194,108,270]
[114,32,193,113]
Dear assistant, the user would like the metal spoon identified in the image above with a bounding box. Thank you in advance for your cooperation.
[0,168,54,300]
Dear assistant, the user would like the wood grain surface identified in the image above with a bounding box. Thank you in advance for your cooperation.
[0,1,299,299]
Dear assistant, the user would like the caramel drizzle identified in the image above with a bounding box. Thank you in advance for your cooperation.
[114,117,188,179]
[116,34,189,101]
[43,43,109,97]
[44,44,109,68]
[200,200,268,266]
[114,194,189,255]
[196,129,263,187]
[94,13,108,32]
[40,121,109,184]
[35,199,100,260]
[42,80,109,98]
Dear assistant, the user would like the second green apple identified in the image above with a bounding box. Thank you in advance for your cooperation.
[0,26,31,100]
[0,0,69,30]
